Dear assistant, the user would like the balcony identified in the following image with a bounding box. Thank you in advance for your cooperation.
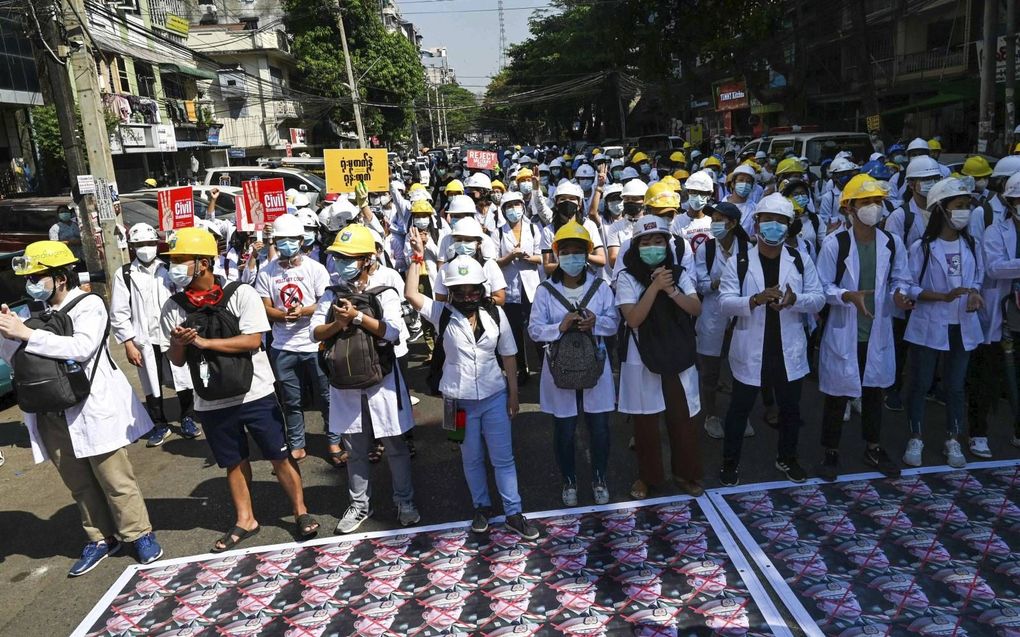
[898,45,966,75]
[840,44,968,90]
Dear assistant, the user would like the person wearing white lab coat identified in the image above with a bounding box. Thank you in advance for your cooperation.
[605,180,649,272]
[528,222,617,507]
[495,192,543,382]
[311,224,418,534]
[718,193,826,487]
[111,223,199,447]
[0,241,161,576]
[542,181,607,277]
[903,178,985,470]
[814,175,912,482]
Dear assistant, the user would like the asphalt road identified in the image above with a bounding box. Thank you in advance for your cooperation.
[1,341,1019,636]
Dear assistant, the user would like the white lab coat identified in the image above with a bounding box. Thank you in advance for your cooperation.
[0,289,152,463]
[816,229,911,397]
[694,236,735,357]
[719,245,826,386]
[528,277,618,417]
[981,217,1020,343]
[496,220,543,304]
[310,286,413,436]
[904,238,985,352]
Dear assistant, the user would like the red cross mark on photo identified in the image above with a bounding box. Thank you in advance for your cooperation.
[280,283,304,309]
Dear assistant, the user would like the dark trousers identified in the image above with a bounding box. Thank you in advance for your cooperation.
[148,346,193,426]
[633,374,702,485]
[821,341,883,449]
[966,342,1002,437]
[891,316,909,393]
[724,362,802,463]
[502,299,534,373]
[908,325,970,436]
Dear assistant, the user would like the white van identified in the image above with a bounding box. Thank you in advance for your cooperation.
[204,166,326,206]
[740,132,872,175]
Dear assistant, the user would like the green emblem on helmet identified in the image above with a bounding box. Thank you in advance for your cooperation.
[458,266,469,276]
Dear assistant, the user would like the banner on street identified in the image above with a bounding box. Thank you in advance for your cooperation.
[466,149,498,170]
[241,178,287,230]
[157,185,194,231]
[324,148,389,193]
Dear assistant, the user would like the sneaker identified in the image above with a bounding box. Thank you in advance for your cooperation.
[775,457,807,483]
[842,403,851,422]
[884,391,904,411]
[335,506,372,534]
[134,532,163,565]
[968,437,992,459]
[471,508,490,534]
[903,438,923,467]
[943,439,965,468]
[561,483,578,507]
[704,416,724,439]
[179,416,201,439]
[743,421,755,437]
[146,425,171,447]
[863,446,901,477]
[505,513,540,541]
[409,395,421,406]
[818,450,840,482]
[719,460,740,487]
[397,502,421,527]
[592,482,609,505]
[68,538,120,577]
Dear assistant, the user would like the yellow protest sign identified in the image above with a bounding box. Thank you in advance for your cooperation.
[324,149,390,193]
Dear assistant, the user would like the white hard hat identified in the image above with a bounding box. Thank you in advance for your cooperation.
[575,164,595,178]
[538,162,550,173]
[869,152,886,162]
[296,209,318,228]
[730,164,756,180]
[273,214,304,237]
[603,183,623,197]
[555,181,584,200]
[451,216,484,239]
[330,197,359,224]
[610,158,624,169]
[926,178,972,210]
[829,157,859,173]
[754,192,795,220]
[1004,172,1020,199]
[834,151,851,161]
[631,215,671,240]
[518,155,534,165]
[685,170,715,192]
[285,187,301,201]
[621,179,648,197]
[317,208,341,231]
[464,172,492,190]
[447,194,477,215]
[754,150,767,160]
[292,192,310,208]
[195,218,223,237]
[549,157,564,168]
[907,137,929,152]
[905,156,942,180]
[128,223,159,243]
[390,179,406,193]
[500,191,524,207]
[621,166,640,181]
[993,155,1020,178]
[443,255,486,286]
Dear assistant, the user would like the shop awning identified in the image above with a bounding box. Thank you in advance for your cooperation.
[880,92,973,117]
[159,63,217,81]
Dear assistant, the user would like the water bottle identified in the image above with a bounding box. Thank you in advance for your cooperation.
[66,360,81,373]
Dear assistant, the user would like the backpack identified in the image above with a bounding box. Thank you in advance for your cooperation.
[427,301,502,396]
[705,234,749,277]
[541,279,606,389]
[12,293,113,413]
[121,264,133,309]
[618,265,697,376]
[318,286,398,390]
[736,241,801,290]
[170,281,254,401]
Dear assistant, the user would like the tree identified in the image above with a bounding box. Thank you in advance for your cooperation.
[419,83,479,146]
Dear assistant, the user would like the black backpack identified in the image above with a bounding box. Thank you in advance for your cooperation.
[317,286,398,391]
[170,281,254,401]
[427,301,502,396]
[12,293,112,414]
[541,279,606,390]
[618,265,697,376]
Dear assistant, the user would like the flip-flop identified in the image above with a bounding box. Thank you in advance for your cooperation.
[296,514,320,539]
[327,450,348,468]
[211,525,260,553]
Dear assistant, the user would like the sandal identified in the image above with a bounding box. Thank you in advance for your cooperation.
[327,449,349,468]
[630,479,649,500]
[368,442,384,464]
[296,513,320,539]
[211,525,260,553]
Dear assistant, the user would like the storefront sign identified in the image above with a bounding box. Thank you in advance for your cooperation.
[323,148,389,193]
[466,149,498,170]
[155,124,178,152]
[866,115,881,134]
[241,177,287,229]
[76,175,96,195]
[120,125,147,148]
[976,36,1020,83]
[289,128,306,146]
[228,148,246,159]
[157,185,195,231]
[164,14,190,36]
[715,81,749,112]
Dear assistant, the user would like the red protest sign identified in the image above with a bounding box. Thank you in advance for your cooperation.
[241,178,287,230]
[466,149,498,170]
[157,185,194,231]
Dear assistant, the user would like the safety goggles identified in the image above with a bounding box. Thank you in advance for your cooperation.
[855,180,891,196]
[11,256,55,276]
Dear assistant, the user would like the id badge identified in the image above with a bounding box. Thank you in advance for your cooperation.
[443,397,458,431]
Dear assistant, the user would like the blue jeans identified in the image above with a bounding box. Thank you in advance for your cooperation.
[270,349,339,449]
[553,395,609,484]
[908,325,970,436]
[459,390,523,516]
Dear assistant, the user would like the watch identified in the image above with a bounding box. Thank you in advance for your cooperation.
[352,311,365,326]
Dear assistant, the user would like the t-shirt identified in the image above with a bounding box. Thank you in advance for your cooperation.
[605,218,633,249]
[759,252,783,381]
[677,214,713,254]
[253,256,330,352]
[160,283,276,411]
[856,239,877,342]
[938,237,963,325]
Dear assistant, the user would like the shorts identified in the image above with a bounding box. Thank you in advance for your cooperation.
[197,394,290,468]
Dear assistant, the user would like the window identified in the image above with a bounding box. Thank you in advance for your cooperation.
[111,55,131,94]
[926,19,963,50]
[269,67,285,97]
[135,61,156,98]
[161,72,186,100]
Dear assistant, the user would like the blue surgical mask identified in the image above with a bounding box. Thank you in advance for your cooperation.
[734,182,753,198]
[519,181,534,196]
[169,262,194,288]
[413,217,431,229]
[710,221,729,239]
[558,253,587,277]
[538,176,548,188]
[640,163,652,175]
[579,179,594,192]
[336,257,362,281]
[302,231,316,246]
[504,206,524,224]
[606,200,624,217]
[792,194,810,209]
[58,211,73,223]
[276,239,301,258]
[639,245,667,266]
[688,194,710,211]
[758,220,788,246]
[25,278,53,301]
[453,241,476,257]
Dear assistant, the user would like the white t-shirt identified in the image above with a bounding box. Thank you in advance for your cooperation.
[616,268,697,306]
[540,219,605,252]
[368,265,411,358]
[605,218,633,250]
[676,214,713,253]
[160,283,276,411]
[938,237,963,325]
[254,256,331,352]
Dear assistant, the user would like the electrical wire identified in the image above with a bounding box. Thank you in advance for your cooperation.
[27,0,64,66]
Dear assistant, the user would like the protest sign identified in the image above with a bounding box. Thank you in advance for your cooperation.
[241,177,287,230]
[466,149,498,170]
[157,185,194,231]
[323,148,389,193]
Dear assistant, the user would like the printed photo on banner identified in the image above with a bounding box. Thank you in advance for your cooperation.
[324,148,389,193]
[241,177,287,231]
[157,185,194,231]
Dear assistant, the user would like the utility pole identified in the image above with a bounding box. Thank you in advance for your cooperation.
[336,1,367,147]
[438,87,448,146]
[978,0,998,154]
[427,84,435,147]
[613,72,627,138]
[1006,0,1017,150]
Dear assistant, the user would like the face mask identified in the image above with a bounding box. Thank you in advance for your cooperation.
[451,299,480,315]
[834,173,853,189]
[519,181,534,196]
[169,262,195,288]
[368,195,381,207]
[551,169,562,180]
[855,203,882,227]
[25,278,53,301]
[734,182,753,198]
[379,194,392,206]
[539,176,549,187]
[893,154,907,165]
[710,221,730,239]
[606,200,624,217]
[623,201,643,219]
[504,206,524,224]
[453,169,463,178]
[135,245,158,264]
[639,245,667,266]
[276,239,301,258]
[468,190,483,202]
[413,216,431,230]
[491,192,503,204]
[558,253,587,276]
[336,257,362,281]
[975,178,989,192]
[792,194,810,209]
[948,209,971,230]
[438,168,448,178]
[758,220,788,246]
[688,194,710,211]
[555,200,579,221]
[578,179,594,193]
[917,181,935,197]
[58,212,73,223]
[453,241,476,257]
[611,170,623,182]
[303,231,316,246]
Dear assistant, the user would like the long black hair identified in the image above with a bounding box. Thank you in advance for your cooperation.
[621,232,676,289]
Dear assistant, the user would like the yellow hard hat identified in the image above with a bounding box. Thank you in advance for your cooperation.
[961,155,993,178]
[515,168,533,182]
[328,223,375,256]
[644,181,681,210]
[672,169,690,181]
[514,145,522,151]
[775,157,805,176]
[742,159,761,172]
[592,147,602,156]
[1014,142,1020,155]
[669,151,686,164]
[409,183,426,193]
[631,151,650,164]
[840,174,890,207]
[445,179,464,194]
[163,227,218,257]
[411,199,434,215]
[13,240,78,275]
[702,156,722,169]
[928,138,942,151]
[658,175,682,192]
[491,180,506,192]
[144,178,158,187]
[885,161,901,172]
[563,153,574,162]
[683,141,693,150]
[552,220,593,253]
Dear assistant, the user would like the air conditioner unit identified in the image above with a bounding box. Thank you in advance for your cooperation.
[218,69,247,100]
[199,3,218,24]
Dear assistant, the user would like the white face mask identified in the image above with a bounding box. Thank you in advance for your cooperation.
[135,245,158,264]
[169,262,195,288]
[855,203,882,227]
[948,208,971,230]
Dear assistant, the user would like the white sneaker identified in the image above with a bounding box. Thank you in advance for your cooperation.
[409,395,420,406]
[968,437,992,459]
[850,398,862,414]
[743,421,755,437]
[944,439,966,468]
[335,506,372,534]
[562,484,578,507]
[704,416,724,439]
[593,483,609,505]
[903,438,923,467]
[843,403,852,422]
[397,502,421,527]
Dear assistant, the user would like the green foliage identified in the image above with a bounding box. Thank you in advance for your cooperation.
[33,105,64,161]
[419,83,478,146]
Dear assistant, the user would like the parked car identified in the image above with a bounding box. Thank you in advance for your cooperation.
[0,196,76,252]
[601,145,625,159]
[637,134,674,153]
[740,131,872,173]
[203,166,325,205]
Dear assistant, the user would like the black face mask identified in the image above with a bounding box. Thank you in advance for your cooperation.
[555,200,580,222]
[623,201,643,218]
[451,298,480,315]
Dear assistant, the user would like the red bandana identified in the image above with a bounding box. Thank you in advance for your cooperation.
[184,285,224,308]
